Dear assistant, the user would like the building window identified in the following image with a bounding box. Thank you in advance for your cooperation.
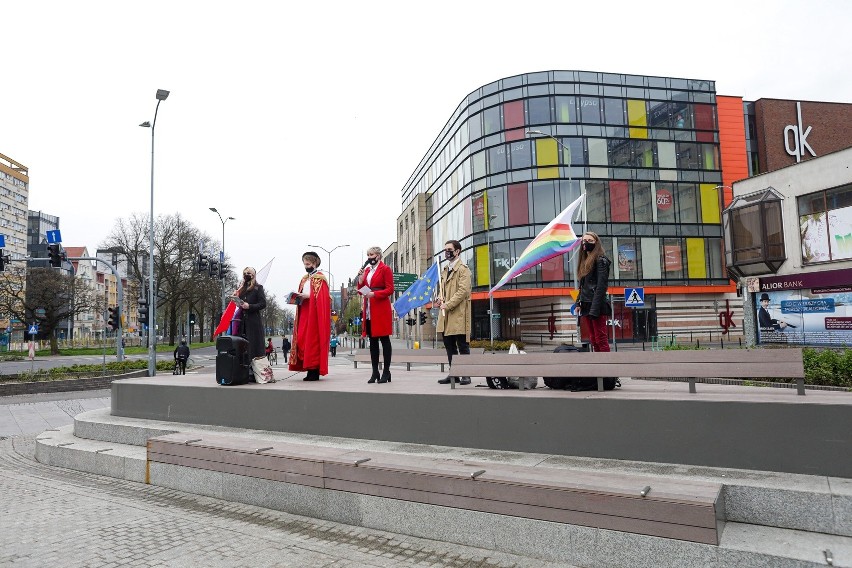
[797,183,852,264]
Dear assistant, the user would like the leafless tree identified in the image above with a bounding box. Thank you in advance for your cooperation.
[0,267,101,354]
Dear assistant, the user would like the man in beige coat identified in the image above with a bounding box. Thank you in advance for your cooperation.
[435,239,472,385]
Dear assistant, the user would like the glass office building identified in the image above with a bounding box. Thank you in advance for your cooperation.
[400,71,739,343]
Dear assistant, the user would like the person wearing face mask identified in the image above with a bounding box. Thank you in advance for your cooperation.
[289,251,331,381]
[357,246,394,384]
[435,239,472,385]
[574,232,612,353]
[234,266,269,380]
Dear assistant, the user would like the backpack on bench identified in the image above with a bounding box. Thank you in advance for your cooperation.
[546,343,621,391]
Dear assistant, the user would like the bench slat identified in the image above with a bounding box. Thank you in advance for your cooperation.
[448,362,803,379]
[324,478,719,545]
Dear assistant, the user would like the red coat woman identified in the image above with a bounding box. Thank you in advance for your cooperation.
[358,247,395,383]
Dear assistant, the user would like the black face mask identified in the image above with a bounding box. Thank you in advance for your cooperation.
[243,274,252,282]
[368,258,378,266]
[444,250,455,260]
[583,242,595,252]
[305,266,314,273]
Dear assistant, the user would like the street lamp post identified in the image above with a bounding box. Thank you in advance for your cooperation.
[139,88,169,377]
[307,244,350,311]
[526,129,585,236]
[487,213,498,353]
[209,208,235,312]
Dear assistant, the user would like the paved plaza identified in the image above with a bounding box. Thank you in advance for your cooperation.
[0,374,568,567]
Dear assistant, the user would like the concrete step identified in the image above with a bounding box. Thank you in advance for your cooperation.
[72,407,852,538]
[34,422,852,567]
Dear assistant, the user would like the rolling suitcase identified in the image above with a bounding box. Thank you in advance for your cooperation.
[215,335,251,386]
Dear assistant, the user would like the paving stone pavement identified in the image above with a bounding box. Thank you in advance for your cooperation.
[0,434,571,567]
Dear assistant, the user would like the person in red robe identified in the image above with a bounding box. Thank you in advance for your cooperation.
[358,246,394,383]
[288,251,331,381]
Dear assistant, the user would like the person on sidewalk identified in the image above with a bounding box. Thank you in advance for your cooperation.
[330,335,338,357]
[173,339,190,375]
[435,239,472,385]
[574,231,612,353]
[358,246,394,383]
[281,336,291,362]
[289,251,331,381]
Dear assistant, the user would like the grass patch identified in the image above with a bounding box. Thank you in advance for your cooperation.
[469,339,526,351]
[6,341,214,357]
[0,359,175,383]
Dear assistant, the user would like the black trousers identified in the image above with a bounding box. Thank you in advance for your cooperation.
[365,320,392,373]
[442,334,470,366]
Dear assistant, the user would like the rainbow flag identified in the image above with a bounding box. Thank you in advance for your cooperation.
[489,194,585,296]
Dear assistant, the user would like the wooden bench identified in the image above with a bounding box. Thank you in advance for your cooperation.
[350,348,485,372]
[448,348,807,394]
[147,432,724,544]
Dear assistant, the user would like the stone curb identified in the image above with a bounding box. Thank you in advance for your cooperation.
[0,370,149,397]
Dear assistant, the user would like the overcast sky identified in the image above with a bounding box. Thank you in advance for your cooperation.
[3,0,850,302]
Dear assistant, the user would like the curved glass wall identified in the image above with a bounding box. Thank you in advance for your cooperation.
[401,71,725,292]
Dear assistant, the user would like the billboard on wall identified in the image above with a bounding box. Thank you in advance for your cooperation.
[757,268,852,345]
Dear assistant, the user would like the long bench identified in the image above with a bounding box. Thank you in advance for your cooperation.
[147,432,724,544]
[350,348,485,372]
[448,348,807,394]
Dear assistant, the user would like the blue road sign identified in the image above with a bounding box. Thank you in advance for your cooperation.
[625,287,645,307]
[354,317,361,325]
[28,323,39,335]
[46,230,62,244]
[0,234,5,248]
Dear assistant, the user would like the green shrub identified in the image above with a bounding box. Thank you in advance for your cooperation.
[469,339,526,351]
[662,343,702,351]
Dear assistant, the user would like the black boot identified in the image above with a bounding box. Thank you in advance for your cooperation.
[378,369,391,383]
[303,369,320,381]
[368,369,379,384]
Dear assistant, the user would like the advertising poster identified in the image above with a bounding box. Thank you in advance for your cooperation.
[800,212,830,263]
[828,204,852,260]
[664,245,682,272]
[617,243,636,275]
[757,287,852,346]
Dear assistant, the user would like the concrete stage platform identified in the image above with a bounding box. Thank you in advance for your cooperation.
[111,361,852,478]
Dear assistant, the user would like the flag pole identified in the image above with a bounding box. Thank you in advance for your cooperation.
[436,256,446,318]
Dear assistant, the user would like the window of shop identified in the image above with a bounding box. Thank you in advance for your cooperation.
[527,97,552,125]
[483,106,502,135]
[580,97,602,124]
[797,183,852,264]
[488,144,507,174]
[507,183,529,226]
[555,96,576,123]
[508,140,532,170]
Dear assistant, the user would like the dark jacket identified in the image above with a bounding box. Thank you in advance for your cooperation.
[237,284,267,359]
[281,338,291,352]
[578,256,611,318]
[174,344,190,360]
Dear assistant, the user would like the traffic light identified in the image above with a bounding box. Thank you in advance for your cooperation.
[138,296,149,326]
[189,313,196,325]
[197,253,209,273]
[48,244,62,268]
[219,263,228,280]
[406,317,415,327]
[208,259,220,278]
[107,306,120,331]
[419,312,427,325]
[348,318,353,326]
[0,253,8,271]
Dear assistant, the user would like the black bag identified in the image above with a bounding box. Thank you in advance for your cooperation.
[545,343,620,391]
[215,335,251,386]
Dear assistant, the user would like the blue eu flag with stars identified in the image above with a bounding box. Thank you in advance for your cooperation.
[393,262,439,319]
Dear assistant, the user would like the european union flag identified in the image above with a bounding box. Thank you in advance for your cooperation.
[393,262,439,319]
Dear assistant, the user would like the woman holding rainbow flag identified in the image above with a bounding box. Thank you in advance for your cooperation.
[574,231,612,352]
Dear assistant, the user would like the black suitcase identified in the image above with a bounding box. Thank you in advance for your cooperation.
[215,335,251,386]
[545,343,620,391]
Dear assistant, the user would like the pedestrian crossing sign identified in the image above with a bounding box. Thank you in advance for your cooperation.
[624,287,644,307]
[28,323,39,335]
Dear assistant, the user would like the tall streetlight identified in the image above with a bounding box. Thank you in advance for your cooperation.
[209,208,235,312]
[487,213,498,353]
[139,88,170,377]
[307,244,349,311]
